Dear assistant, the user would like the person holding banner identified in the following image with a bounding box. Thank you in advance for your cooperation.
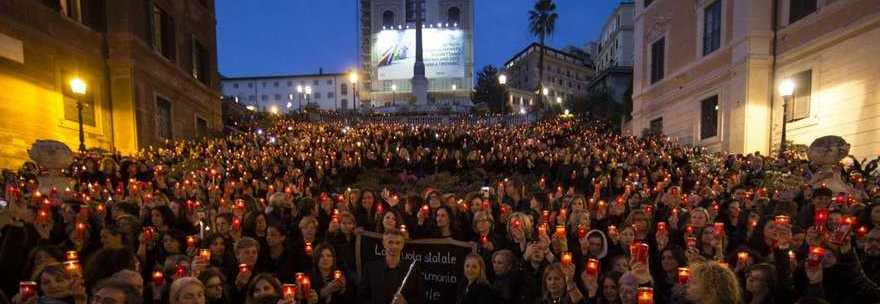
[357,230,424,304]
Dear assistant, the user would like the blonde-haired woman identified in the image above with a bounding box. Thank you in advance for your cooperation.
[538,263,584,304]
[456,253,494,304]
[686,261,742,304]
[169,277,207,304]
[507,212,534,257]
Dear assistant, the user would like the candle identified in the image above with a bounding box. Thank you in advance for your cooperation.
[685,225,694,236]
[511,219,520,229]
[65,251,79,261]
[807,246,825,268]
[399,225,407,233]
[152,271,164,285]
[656,222,667,233]
[175,263,187,278]
[231,217,241,231]
[814,208,828,233]
[577,226,588,239]
[542,211,551,224]
[677,267,690,284]
[857,226,869,239]
[301,276,311,293]
[630,242,649,264]
[63,260,81,276]
[686,237,697,249]
[561,252,572,266]
[737,251,749,266]
[282,283,297,301]
[637,287,653,304]
[555,225,566,238]
[75,222,86,239]
[334,270,343,280]
[775,215,791,226]
[586,258,600,277]
[375,204,383,216]
[199,249,211,261]
[714,222,725,236]
[186,236,197,249]
[295,272,304,283]
[788,250,797,265]
[305,242,313,256]
[608,225,618,237]
[239,263,250,274]
[19,281,37,302]
[421,205,430,216]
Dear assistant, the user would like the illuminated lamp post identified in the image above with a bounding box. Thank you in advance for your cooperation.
[69,77,88,152]
[349,71,359,112]
[391,84,397,106]
[778,79,796,158]
[296,85,304,112]
[498,74,508,113]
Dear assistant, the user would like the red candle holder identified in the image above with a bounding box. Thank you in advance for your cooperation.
[637,287,653,304]
[19,281,37,302]
[586,258,600,277]
[677,267,690,284]
[151,271,164,285]
[561,252,572,266]
[282,283,297,301]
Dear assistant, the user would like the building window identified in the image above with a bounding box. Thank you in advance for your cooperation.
[789,0,817,24]
[287,81,292,87]
[156,97,173,140]
[248,95,255,101]
[196,117,208,138]
[152,4,176,61]
[703,1,722,56]
[61,0,83,22]
[650,38,665,84]
[247,83,253,88]
[341,83,348,95]
[786,69,812,122]
[233,83,239,89]
[273,82,279,87]
[314,93,322,99]
[262,82,267,88]
[327,92,335,98]
[261,95,268,101]
[326,79,332,85]
[649,117,663,135]
[313,80,319,85]
[448,7,460,24]
[191,38,210,85]
[274,94,281,100]
[406,0,425,23]
[700,95,719,139]
[383,10,395,27]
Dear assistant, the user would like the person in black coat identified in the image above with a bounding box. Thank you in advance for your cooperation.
[357,230,424,304]
[457,253,496,304]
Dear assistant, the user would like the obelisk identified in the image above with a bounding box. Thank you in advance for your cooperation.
[411,0,428,105]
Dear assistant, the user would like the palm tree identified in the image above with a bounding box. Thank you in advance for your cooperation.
[528,0,558,109]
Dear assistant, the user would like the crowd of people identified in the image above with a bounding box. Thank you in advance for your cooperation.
[1,116,879,304]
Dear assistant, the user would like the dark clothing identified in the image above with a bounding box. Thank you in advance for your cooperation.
[456,281,495,304]
[357,259,425,304]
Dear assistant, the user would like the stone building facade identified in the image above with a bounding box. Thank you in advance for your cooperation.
[631,0,880,159]
[502,43,595,108]
[0,0,221,168]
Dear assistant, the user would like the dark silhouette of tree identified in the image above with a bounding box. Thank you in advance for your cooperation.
[471,65,507,113]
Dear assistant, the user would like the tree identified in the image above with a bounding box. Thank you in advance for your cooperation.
[528,0,558,109]
[471,65,507,113]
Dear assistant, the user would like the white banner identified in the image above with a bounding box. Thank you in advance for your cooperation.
[373,28,465,80]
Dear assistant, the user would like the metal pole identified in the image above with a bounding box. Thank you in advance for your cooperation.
[77,100,86,152]
[779,96,789,158]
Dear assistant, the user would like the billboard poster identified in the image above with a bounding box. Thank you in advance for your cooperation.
[373,28,465,80]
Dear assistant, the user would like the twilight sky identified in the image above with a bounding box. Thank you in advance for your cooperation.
[216,0,620,77]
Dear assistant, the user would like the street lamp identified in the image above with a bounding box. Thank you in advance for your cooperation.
[296,85,304,112]
[778,79,796,158]
[69,77,87,152]
[391,84,397,106]
[498,74,507,85]
[287,94,294,113]
[349,71,359,111]
[305,86,312,111]
[556,96,562,104]
[451,84,457,105]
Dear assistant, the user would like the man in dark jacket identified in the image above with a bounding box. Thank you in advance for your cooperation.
[358,230,424,304]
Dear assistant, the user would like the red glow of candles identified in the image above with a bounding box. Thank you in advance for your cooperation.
[858,226,869,239]
[300,276,311,292]
[775,215,791,226]
[480,234,489,246]
[788,250,797,264]
[712,203,720,213]
[677,267,690,284]
[841,216,855,226]
[808,246,825,267]
[75,222,86,238]
[399,225,407,233]
[637,287,654,304]
[334,270,343,280]
[577,226,588,239]
[175,264,187,278]
[608,225,618,237]
[561,252,573,266]
[814,208,829,232]
[656,222,667,233]
[234,200,245,210]
[304,242,313,256]
[737,251,749,266]
[542,210,551,224]
[644,205,653,214]
[151,271,164,285]
[597,200,606,211]
[282,284,297,300]
[511,219,520,229]
[685,225,694,236]
[65,251,78,261]
[238,264,249,274]
[20,281,37,302]
[686,237,697,249]
[63,260,81,275]
[376,204,384,215]
[482,200,490,210]
[186,236,197,249]
[714,222,725,236]
[421,205,430,216]
[199,249,211,260]
[630,242,649,264]
[231,217,241,231]
[586,259,600,277]
[555,225,566,238]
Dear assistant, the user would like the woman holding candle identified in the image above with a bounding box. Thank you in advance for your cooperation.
[537,263,583,304]
[654,245,687,304]
[309,243,351,304]
[456,253,494,304]
[292,216,320,274]
[375,209,405,234]
[432,206,463,240]
[197,267,232,304]
[264,222,294,283]
[506,212,535,258]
